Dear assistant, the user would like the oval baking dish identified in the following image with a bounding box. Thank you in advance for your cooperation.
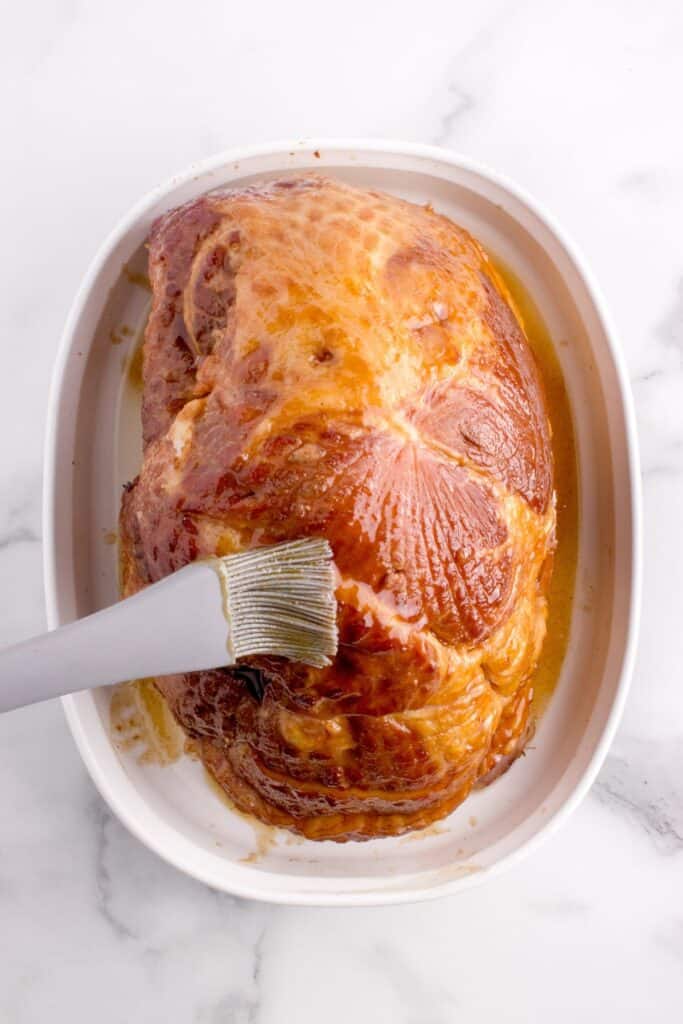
[43,141,641,905]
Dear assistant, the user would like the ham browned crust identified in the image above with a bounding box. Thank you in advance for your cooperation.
[120,176,555,841]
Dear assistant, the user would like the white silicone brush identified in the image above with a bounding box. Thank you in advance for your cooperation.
[0,538,337,713]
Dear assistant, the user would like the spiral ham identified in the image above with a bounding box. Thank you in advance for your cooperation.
[120,175,556,840]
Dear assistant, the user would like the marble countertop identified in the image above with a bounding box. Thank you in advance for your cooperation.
[2,1,682,1019]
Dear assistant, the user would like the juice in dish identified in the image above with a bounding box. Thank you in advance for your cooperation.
[492,258,579,713]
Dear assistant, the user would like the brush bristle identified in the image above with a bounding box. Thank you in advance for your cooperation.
[216,539,338,668]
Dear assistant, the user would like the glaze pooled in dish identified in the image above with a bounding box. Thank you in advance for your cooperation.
[120,175,556,841]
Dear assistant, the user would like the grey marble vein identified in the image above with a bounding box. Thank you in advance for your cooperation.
[433,85,475,147]
[633,367,665,385]
[592,738,683,854]
[656,277,683,356]
[248,928,265,1024]
[369,944,455,1023]
[90,796,140,942]
[196,979,261,1024]
[619,167,683,202]
[0,523,41,550]
[631,277,683,394]
[641,459,683,480]
[429,10,507,147]
[191,918,266,1024]
[528,898,591,917]
[0,471,42,547]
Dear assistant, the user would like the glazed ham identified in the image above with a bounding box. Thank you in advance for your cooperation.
[120,176,556,840]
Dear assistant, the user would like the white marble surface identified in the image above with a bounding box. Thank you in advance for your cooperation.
[1,0,682,1019]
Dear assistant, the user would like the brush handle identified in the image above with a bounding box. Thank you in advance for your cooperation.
[0,562,232,713]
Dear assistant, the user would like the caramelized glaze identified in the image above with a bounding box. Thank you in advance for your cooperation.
[118,176,566,841]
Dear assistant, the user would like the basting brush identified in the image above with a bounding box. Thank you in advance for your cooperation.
[0,538,338,713]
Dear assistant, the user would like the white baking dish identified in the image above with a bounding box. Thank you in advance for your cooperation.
[43,141,641,905]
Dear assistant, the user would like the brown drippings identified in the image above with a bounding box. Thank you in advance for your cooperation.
[127,341,144,393]
[284,832,304,847]
[184,737,202,760]
[123,263,152,292]
[110,679,184,764]
[203,768,278,862]
[102,529,117,545]
[400,821,448,842]
[492,257,579,713]
[110,324,134,345]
